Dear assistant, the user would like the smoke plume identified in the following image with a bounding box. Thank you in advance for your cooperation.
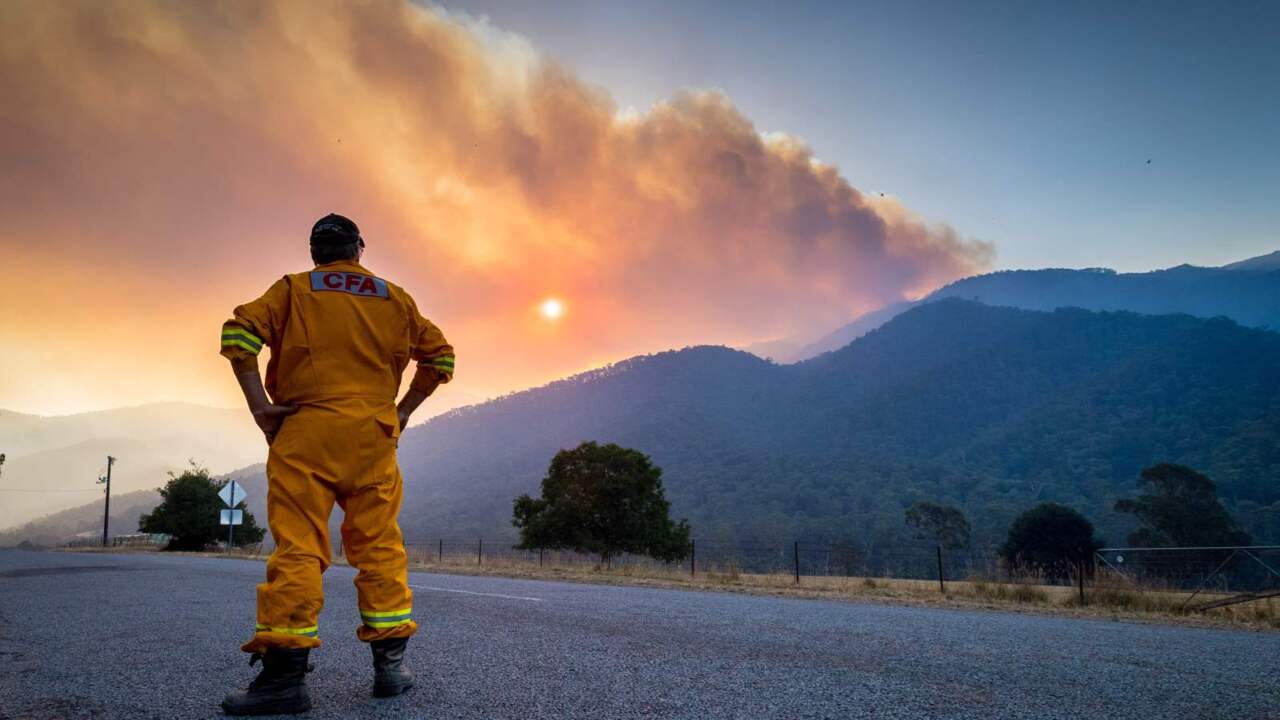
[0,0,992,411]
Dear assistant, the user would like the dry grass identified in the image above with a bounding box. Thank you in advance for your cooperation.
[68,546,1279,632]
[62,544,269,561]
[402,552,1280,632]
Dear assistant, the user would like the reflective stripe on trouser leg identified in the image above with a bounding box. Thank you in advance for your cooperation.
[241,409,337,654]
[339,415,417,643]
[256,623,319,637]
[360,607,413,629]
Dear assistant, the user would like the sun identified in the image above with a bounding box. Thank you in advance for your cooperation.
[539,298,564,320]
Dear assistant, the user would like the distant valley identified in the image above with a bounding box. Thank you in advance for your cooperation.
[9,253,1280,551]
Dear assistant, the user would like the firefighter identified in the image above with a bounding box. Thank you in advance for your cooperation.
[219,214,454,715]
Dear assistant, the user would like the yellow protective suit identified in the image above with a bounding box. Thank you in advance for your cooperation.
[220,260,453,653]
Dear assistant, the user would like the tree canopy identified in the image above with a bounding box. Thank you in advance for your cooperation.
[1114,463,1253,547]
[139,465,263,551]
[999,503,1101,581]
[513,442,691,562]
[904,501,970,549]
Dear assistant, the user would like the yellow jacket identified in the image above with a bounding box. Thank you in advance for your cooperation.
[220,260,454,405]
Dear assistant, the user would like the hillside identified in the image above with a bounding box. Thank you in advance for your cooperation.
[928,263,1280,327]
[15,301,1279,550]
[0,463,272,548]
[0,488,160,547]
[762,250,1280,362]
[1222,250,1280,272]
[0,403,265,530]
[387,301,1280,547]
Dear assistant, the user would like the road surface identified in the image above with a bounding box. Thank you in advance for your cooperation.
[0,549,1276,719]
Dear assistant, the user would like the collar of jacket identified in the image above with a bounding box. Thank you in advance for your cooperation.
[313,259,371,274]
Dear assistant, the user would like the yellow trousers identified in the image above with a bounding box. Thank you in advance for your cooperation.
[241,401,416,653]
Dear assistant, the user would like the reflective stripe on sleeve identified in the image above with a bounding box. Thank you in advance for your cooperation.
[255,623,318,637]
[424,355,454,374]
[222,337,261,354]
[222,325,264,354]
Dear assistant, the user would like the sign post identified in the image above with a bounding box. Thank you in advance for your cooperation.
[219,481,247,552]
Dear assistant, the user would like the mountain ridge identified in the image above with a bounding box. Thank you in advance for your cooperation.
[757,249,1280,362]
[11,300,1280,548]
[385,300,1280,547]
[0,403,266,530]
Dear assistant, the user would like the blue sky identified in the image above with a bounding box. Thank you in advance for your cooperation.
[446,0,1279,272]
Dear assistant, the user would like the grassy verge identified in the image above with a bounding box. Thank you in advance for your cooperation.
[398,553,1280,632]
[63,546,1279,632]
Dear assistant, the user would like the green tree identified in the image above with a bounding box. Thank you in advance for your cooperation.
[139,465,264,551]
[513,442,691,563]
[1114,463,1252,547]
[999,503,1101,581]
[903,501,970,549]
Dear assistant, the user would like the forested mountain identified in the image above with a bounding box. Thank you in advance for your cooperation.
[13,301,1279,549]
[388,300,1279,547]
[0,488,159,547]
[0,465,270,549]
[763,251,1280,362]
[0,403,265,530]
[928,262,1280,327]
[779,302,913,362]
[1222,249,1280,272]
[0,390,485,535]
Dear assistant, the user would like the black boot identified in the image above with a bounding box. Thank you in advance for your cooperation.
[221,648,313,716]
[371,638,414,697]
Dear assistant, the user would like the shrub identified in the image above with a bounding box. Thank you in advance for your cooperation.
[999,503,1101,583]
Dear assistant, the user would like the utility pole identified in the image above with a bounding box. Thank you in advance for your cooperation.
[99,456,115,548]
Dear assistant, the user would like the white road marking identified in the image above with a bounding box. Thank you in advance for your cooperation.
[409,584,543,603]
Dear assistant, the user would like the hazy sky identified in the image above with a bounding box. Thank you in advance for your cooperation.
[1,1,1276,416]
[450,0,1280,271]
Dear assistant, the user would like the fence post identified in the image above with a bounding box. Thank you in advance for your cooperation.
[691,540,696,577]
[936,545,946,594]
[1078,557,1086,606]
[794,541,800,585]
[539,547,544,567]
[478,538,483,565]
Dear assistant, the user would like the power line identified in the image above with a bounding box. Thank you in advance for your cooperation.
[0,488,102,493]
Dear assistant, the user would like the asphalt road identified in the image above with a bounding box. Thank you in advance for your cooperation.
[0,549,1276,720]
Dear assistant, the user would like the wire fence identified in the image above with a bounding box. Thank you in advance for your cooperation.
[1094,546,1280,608]
[78,531,1273,614]
[398,538,1023,584]
[391,538,1280,609]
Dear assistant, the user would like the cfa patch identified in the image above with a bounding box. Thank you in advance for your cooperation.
[309,271,390,299]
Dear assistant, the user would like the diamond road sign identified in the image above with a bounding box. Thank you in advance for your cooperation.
[218,480,246,508]
[220,509,244,526]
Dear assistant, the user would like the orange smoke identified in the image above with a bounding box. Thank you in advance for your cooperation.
[0,0,992,414]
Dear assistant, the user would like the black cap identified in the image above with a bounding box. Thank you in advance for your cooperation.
[310,213,362,246]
